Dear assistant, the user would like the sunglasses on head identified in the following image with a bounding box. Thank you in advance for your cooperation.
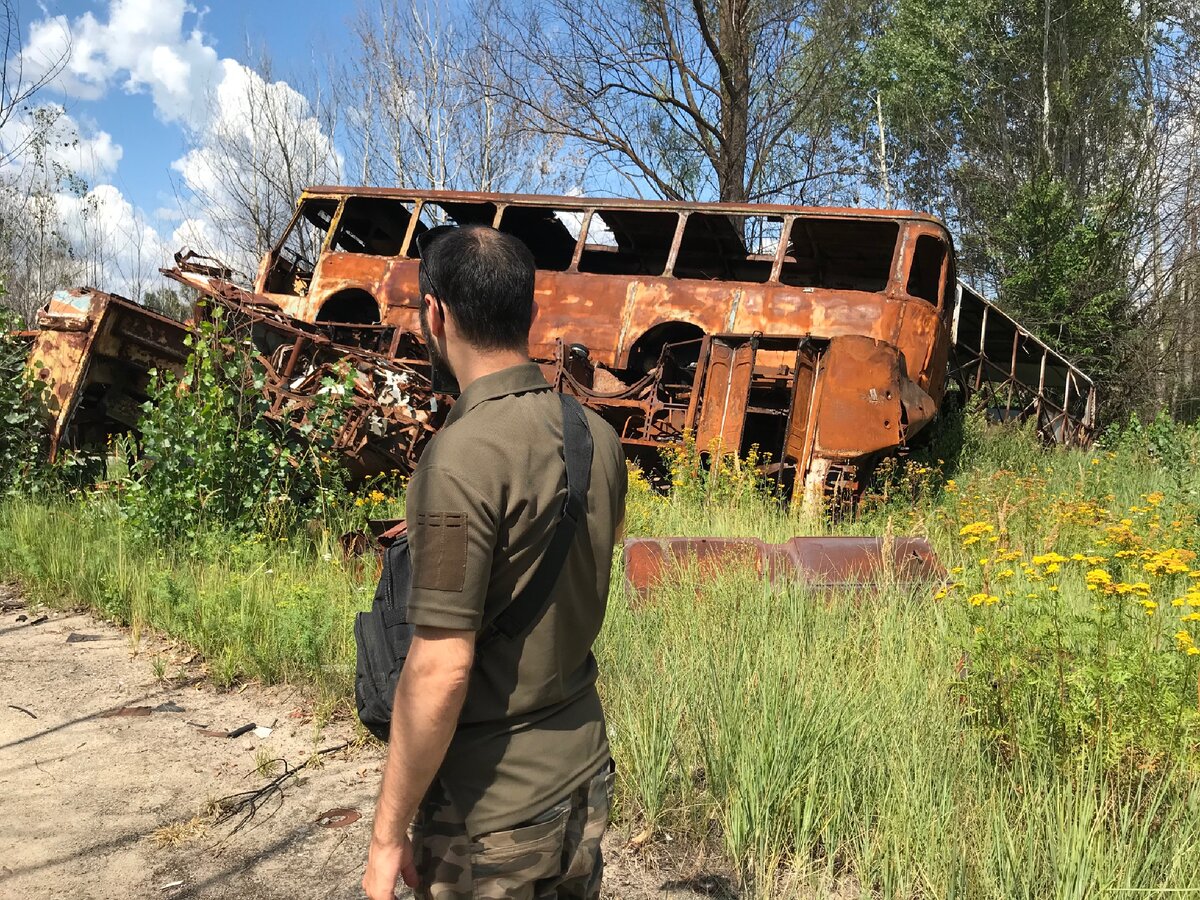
[415,224,457,303]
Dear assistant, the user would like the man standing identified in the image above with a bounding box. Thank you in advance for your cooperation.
[363,224,627,900]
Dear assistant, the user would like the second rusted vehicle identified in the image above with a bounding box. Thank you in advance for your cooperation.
[169,188,958,503]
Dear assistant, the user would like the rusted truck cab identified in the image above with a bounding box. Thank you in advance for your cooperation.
[246,188,954,501]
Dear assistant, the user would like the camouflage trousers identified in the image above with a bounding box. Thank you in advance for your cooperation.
[411,761,614,900]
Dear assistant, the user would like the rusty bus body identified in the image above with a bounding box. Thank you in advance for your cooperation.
[168,188,956,501]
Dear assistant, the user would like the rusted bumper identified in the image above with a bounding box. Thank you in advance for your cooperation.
[622,535,944,596]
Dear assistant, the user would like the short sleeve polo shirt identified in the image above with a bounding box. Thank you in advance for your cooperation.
[404,362,627,837]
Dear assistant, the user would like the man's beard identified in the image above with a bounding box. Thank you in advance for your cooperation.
[419,303,460,396]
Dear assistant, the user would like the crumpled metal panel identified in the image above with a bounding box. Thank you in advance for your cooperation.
[164,267,445,479]
[623,536,944,596]
[27,288,190,458]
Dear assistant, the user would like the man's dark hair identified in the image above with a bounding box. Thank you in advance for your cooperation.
[419,224,536,351]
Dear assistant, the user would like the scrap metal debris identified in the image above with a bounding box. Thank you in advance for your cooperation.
[26,287,189,459]
[21,187,1099,508]
[212,741,351,837]
[315,808,361,828]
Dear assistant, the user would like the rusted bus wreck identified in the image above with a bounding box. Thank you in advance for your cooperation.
[21,186,1097,508]
[168,188,960,502]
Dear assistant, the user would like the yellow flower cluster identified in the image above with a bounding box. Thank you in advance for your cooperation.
[1175,631,1200,655]
[967,592,1000,606]
[959,522,995,546]
[354,488,393,508]
[1143,548,1196,577]
[939,468,1200,669]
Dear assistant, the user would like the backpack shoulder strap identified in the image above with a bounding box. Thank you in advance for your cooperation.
[489,393,593,641]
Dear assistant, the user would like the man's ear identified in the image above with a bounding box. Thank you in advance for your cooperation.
[424,293,446,338]
[530,298,540,328]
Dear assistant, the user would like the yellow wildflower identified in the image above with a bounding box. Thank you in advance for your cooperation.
[959,522,994,538]
[1143,548,1196,577]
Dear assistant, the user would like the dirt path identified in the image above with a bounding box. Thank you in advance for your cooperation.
[0,588,719,900]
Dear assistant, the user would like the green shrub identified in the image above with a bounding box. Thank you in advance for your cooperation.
[121,306,353,539]
[0,308,53,493]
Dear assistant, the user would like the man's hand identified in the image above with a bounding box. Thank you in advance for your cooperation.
[365,627,475,898]
[363,832,418,899]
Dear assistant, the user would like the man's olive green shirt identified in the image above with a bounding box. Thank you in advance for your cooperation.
[405,362,627,838]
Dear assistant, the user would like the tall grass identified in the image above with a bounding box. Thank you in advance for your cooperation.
[0,498,370,695]
[599,569,1200,897]
[4,414,1200,897]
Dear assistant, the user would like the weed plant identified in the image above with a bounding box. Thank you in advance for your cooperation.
[4,407,1200,896]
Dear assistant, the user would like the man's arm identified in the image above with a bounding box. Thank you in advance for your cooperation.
[363,626,476,900]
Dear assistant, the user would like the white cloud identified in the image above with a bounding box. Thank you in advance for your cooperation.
[0,106,123,184]
[7,0,343,297]
[20,1,221,127]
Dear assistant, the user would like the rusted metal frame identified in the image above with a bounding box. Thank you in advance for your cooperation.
[46,294,113,460]
[662,213,687,277]
[773,341,805,493]
[266,200,308,262]
[321,198,348,255]
[951,283,963,344]
[952,341,1096,447]
[1036,350,1048,421]
[795,347,824,500]
[888,222,911,300]
[1062,372,1073,441]
[683,335,713,431]
[1006,327,1021,413]
[974,305,989,391]
[769,215,793,283]
[399,200,425,258]
[568,211,592,273]
[957,280,1096,407]
[301,184,951,232]
[937,229,950,311]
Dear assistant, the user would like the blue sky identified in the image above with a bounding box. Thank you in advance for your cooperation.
[19,0,357,220]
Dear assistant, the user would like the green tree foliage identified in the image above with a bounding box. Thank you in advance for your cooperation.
[121,307,351,540]
[867,0,1170,400]
[0,305,50,492]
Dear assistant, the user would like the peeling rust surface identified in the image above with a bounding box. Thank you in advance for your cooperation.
[622,536,945,596]
[29,187,1097,503]
[28,287,190,459]
[219,187,973,501]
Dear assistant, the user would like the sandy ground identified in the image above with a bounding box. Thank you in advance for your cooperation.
[0,586,725,900]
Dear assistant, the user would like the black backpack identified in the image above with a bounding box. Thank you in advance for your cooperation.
[353,393,594,742]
